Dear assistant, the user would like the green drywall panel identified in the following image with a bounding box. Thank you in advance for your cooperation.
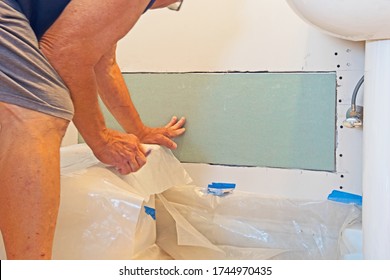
[98,72,336,171]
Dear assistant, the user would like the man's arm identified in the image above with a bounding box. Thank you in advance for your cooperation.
[39,0,152,174]
[94,45,186,150]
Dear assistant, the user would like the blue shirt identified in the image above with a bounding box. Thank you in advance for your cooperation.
[16,0,71,40]
[16,0,156,40]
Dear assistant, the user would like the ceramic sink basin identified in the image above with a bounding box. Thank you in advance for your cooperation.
[286,0,390,260]
[285,0,390,41]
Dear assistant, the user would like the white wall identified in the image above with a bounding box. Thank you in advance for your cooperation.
[65,0,366,200]
[117,0,364,72]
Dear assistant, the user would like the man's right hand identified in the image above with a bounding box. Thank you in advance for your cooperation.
[90,128,148,175]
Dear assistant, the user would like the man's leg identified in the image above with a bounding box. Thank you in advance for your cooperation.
[0,102,69,259]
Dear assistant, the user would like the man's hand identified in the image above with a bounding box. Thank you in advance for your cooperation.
[138,116,186,149]
[91,128,148,175]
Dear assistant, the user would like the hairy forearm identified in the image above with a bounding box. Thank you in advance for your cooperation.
[94,48,145,136]
[65,75,108,151]
[40,47,108,150]
[68,67,108,149]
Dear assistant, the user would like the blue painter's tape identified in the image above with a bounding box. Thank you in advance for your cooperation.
[327,190,362,206]
[208,182,236,196]
[209,182,236,189]
[144,206,156,220]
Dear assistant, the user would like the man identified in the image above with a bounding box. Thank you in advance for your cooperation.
[0,0,185,260]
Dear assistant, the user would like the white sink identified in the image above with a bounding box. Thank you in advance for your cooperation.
[286,0,390,260]
[286,0,390,41]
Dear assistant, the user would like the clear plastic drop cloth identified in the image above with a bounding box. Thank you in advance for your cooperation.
[0,143,361,260]
[156,185,362,260]
[117,144,193,200]
[53,143,192,260]
[54,166,145,259]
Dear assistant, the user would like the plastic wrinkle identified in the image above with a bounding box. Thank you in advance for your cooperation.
[56,143,190,260]
[0,143,362,260]
[157,185,362,260]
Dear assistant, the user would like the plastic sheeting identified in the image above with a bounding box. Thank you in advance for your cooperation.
[156,185,362,260]
[55,143,191,260]
[0,143,361,260]
[0,143,190,260]
[54,166,145,259]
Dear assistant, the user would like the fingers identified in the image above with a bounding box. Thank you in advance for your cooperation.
[116,154,146,175]
[135,116,186,151]
[116,144,147,175]
[152,134,178,150]
[116,153,146,175]
[173,127,186,137]
[93,130,150,175]
[165,116,177,127]
[174,116,186,128]
[165,116,186,129]
[162,116,186,139]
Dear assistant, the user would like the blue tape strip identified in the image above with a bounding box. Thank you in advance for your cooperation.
[208,182,236,189]
[327,190,362,206]
[207,182,236,196]
[144,206,156,220]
